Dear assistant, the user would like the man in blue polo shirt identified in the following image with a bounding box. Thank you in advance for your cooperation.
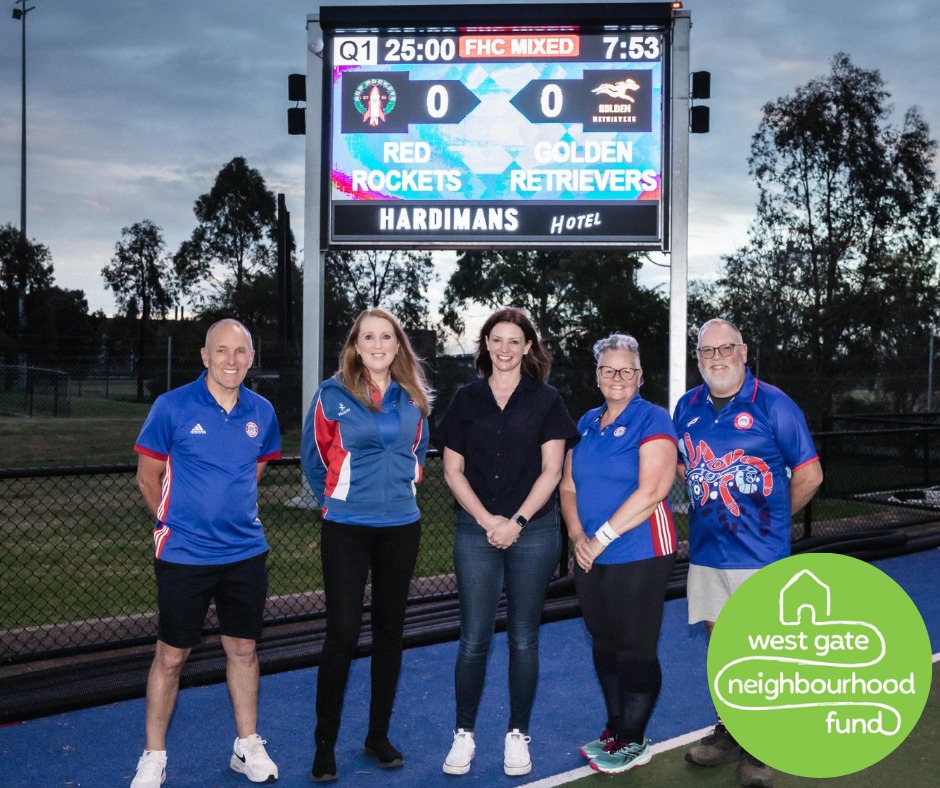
[673,318,822,788]
[129,319,281,788]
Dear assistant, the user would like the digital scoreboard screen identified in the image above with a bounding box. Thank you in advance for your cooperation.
[322,12,670,249]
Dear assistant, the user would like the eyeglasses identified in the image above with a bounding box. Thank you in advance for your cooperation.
[696,343,742,359]
[598,366,639,380]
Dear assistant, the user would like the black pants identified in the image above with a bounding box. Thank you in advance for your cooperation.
[314,519,421,746]
[575,552,676,743]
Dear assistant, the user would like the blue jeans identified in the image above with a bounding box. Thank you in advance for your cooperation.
[452,509,561,732]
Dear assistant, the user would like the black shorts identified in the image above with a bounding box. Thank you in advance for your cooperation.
[154,551,269,649]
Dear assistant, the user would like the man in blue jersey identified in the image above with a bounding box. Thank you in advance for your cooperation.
[673,318,822,788]
[129,319,281,788]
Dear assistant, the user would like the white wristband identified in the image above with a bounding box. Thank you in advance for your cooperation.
[595,522,619,546]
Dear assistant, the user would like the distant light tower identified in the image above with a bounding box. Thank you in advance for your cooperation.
[12,1,34,376]
[12,0,34,238]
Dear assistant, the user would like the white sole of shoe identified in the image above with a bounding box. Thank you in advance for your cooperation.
[590,748,652,775]
[442,761,472,775]
[230,755,278,783]
[504,762,532,776]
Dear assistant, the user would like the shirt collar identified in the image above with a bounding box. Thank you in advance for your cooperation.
[197,370,244,412]
[591,391,643,428]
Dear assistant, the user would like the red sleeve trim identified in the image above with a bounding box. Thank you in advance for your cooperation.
[134,445,168,461]
[640,433,678,447]
[791,456,820,472]
[258,451,282,463]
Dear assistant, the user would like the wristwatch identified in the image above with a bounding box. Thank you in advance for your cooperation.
[514,515,528,529]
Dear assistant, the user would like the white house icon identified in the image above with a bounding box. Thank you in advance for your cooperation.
[779,569,831,625]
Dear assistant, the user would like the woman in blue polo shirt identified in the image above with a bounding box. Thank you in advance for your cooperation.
[559,332,678,775]
[301,308,433,782]
[436,306,579,778]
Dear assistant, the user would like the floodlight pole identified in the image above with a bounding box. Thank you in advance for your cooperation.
[13,1,34,379]
[668,9,691,412]
[14,0,33,238]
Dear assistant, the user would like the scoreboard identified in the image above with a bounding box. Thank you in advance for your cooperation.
[320,5,673,249]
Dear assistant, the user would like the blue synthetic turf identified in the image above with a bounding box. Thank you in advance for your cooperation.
[0,549,936,786]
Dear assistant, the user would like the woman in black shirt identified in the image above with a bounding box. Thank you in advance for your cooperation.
[436,306,579,777]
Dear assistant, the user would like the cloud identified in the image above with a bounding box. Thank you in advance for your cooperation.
[1,0,938,316]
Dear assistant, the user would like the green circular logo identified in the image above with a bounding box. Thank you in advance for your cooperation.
[707,553,932,778]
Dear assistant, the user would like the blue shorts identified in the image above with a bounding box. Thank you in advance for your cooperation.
[154,551,268,648]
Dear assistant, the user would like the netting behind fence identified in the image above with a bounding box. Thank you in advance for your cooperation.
[4,423,940,664]
[0,364,71,417]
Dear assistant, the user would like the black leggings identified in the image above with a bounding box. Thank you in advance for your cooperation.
[575,552,676,743]
[314,520,421,746]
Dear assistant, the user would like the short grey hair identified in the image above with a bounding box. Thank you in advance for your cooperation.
[592,332,641,365]
[697,318,742,346]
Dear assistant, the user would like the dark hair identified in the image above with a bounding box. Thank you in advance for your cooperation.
[335,308,434,415]
[474,306,551,382]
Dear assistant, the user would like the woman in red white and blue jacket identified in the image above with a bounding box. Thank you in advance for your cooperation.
[301,308,432,782]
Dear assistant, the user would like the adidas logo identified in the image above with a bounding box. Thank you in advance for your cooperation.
[190,423,207,435]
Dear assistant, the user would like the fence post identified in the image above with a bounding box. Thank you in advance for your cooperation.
[924,428,930,486]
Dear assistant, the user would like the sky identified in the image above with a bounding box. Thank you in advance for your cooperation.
[1,0,938,328]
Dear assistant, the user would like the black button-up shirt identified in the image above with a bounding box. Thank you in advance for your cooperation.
[435,375,579,519]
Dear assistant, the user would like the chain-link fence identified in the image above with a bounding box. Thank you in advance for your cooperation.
[4,425,940,666]
[0,364,72,417]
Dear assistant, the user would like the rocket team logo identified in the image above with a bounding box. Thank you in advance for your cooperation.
[734,412,755,430]
[353,78,397,126]
[613,426,627,437]
[245,422,259,438]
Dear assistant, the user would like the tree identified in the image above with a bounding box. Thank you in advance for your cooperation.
[323,248,438,367]
[713,53,940,414]
[102,220,174,401]
[173,157,278,319]
[0,224,54,354]
[440,249,669,412]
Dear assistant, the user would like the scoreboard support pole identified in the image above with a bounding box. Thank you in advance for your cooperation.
[303,14,326,419]
[668,8,691,412]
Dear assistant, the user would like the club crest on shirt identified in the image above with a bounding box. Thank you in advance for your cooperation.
[245,422,259,438]
[613,426,627,437]
[734,412,754,430]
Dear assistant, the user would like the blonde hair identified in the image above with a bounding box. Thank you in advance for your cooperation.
[336,308,434,416]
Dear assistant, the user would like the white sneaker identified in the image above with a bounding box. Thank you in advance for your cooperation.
[442,729,475,775]
[130,750,166,788]
[230,734,279,783]
[504,729,532,776]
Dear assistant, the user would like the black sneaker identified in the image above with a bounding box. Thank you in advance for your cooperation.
[311,745,337,782]
[363,734,404,768]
